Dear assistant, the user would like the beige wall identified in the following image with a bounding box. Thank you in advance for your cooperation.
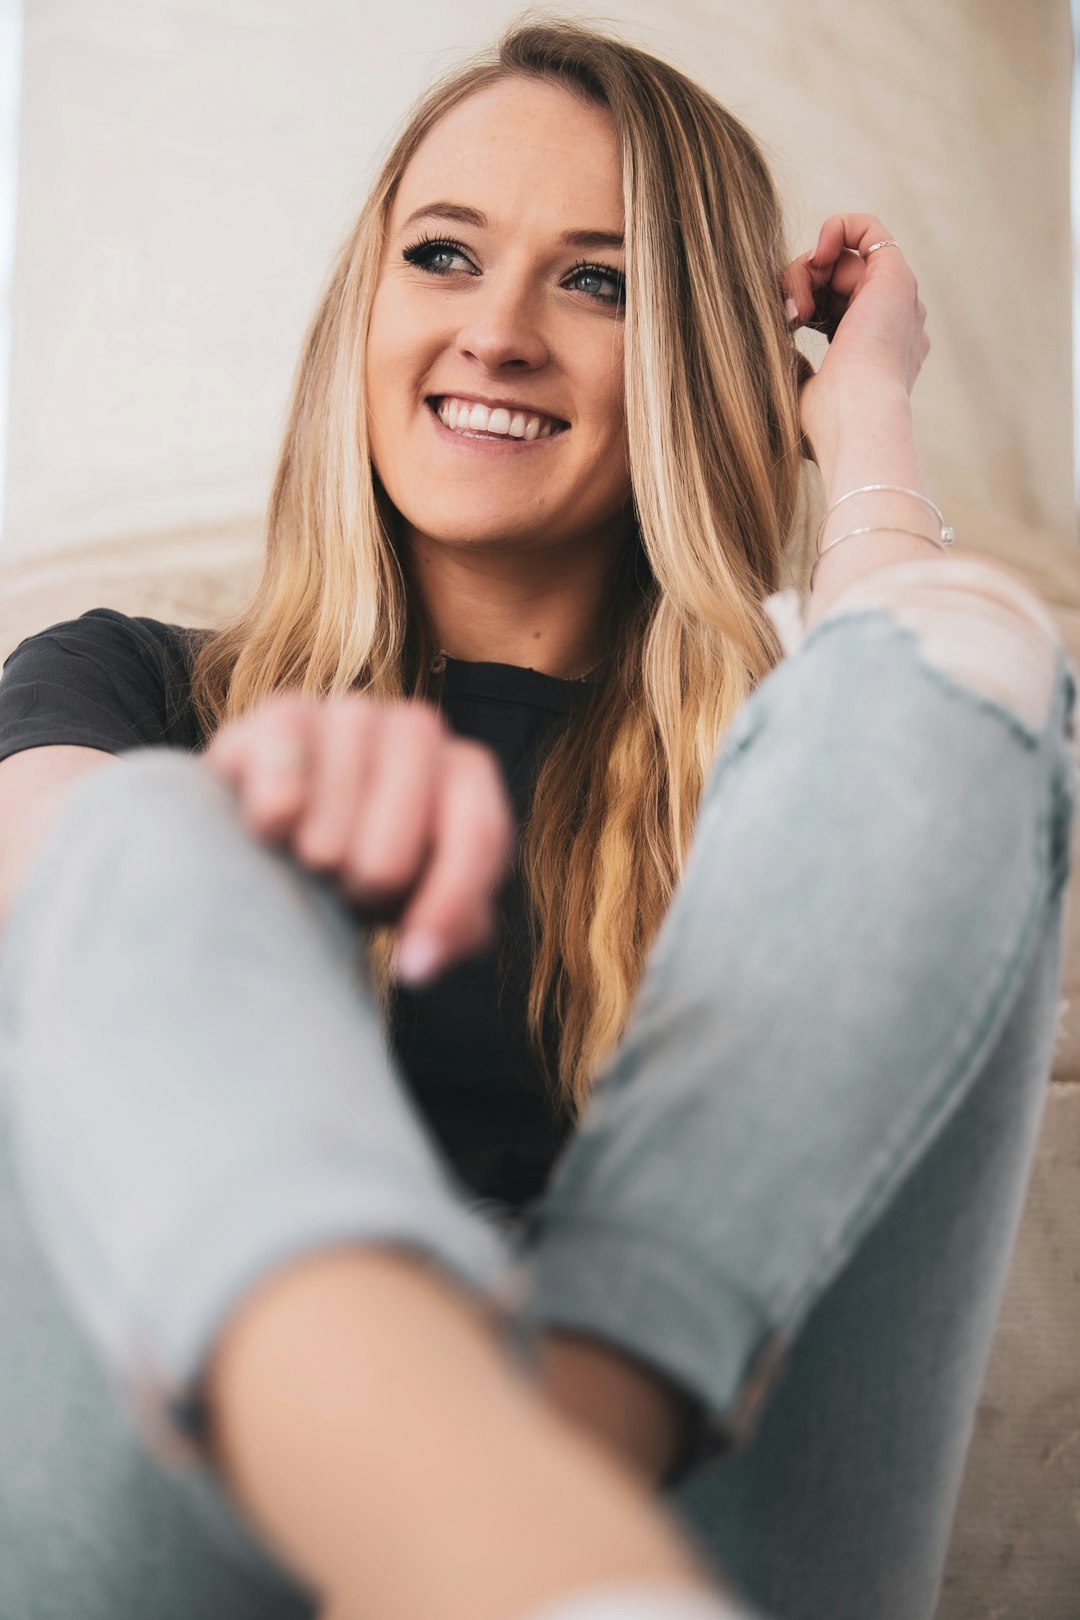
[3,0,1074,560]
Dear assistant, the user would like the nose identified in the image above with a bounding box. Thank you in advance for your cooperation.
[454,270,550,372]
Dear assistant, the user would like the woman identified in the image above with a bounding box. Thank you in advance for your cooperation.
[0,17,1073,1620]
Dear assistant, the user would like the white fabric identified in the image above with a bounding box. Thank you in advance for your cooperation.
[519,1580,763,1620]
[763,586,808,659]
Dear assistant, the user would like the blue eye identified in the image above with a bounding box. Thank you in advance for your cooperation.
[567,261,625,308]
[402,236,474,275]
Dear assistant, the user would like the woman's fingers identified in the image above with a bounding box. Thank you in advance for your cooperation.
[205,694,318,844]
[203,692,514,981]
[393,739,514,983]
[338,702,445,910]
[809,212,896,271]
[782,213,914,334]
[782,254,819,328]
[293,698,380,869]
[782,247,857,333]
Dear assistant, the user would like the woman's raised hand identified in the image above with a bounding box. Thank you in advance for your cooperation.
[781,212,931,453]
[202,692,514,986]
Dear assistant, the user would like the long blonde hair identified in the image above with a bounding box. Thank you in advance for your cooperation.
[187,16,808,1120]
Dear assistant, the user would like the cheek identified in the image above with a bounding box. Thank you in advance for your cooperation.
[597,413,632,505]
[592,382,629,478]
[366,287,433,405]
[584,339,626,452]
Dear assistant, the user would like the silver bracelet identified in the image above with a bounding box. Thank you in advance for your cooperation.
[809,525,951,591]
[816,483,956,553]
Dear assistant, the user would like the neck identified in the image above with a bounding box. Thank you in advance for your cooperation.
[403,522,630,681]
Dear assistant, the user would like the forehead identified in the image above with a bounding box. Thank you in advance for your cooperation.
[389,77,623,235]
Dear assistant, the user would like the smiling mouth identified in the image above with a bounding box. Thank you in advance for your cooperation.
[428,396,570,441]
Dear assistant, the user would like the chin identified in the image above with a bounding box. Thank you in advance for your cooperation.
[410,511,549,548]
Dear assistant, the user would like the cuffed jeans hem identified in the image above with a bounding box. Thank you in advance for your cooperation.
[111,1149,514,1458]
[519,1214,790,1482]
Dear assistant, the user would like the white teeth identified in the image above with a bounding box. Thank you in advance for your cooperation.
[435,397,562,440]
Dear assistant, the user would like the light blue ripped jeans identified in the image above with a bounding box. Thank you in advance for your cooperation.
[0,555,1075,1620]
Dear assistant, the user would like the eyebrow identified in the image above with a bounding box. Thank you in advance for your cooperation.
[397,201,625,251]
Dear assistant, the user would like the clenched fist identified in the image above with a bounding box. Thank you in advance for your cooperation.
[201,691,514,986]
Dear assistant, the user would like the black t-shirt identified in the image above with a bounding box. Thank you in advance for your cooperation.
[0,608,594,1215]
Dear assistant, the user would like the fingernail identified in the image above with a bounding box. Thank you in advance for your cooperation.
[394,933,441,987]
[785,296,799,325]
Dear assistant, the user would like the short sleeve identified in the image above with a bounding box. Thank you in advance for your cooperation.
[0,608,206,767]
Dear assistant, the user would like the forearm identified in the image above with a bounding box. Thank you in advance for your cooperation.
[805,384,947,633]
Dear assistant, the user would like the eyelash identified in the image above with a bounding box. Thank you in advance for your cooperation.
[401,234,626,308]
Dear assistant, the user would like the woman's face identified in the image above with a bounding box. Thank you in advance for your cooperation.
[366,77,632,558]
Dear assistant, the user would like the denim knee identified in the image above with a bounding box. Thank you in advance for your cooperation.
[809,552,1071,738]
[1,741,516,1458]
[809,555,1078,904]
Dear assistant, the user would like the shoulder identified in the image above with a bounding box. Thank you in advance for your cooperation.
[4,606,210,677]
[0,606,214,759]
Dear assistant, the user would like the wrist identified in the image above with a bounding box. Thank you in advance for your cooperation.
[814,407,926,542]
[800,389,949,628]
[804,380,914,487]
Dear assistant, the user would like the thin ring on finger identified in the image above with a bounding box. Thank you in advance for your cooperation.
[861,238,900,259]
